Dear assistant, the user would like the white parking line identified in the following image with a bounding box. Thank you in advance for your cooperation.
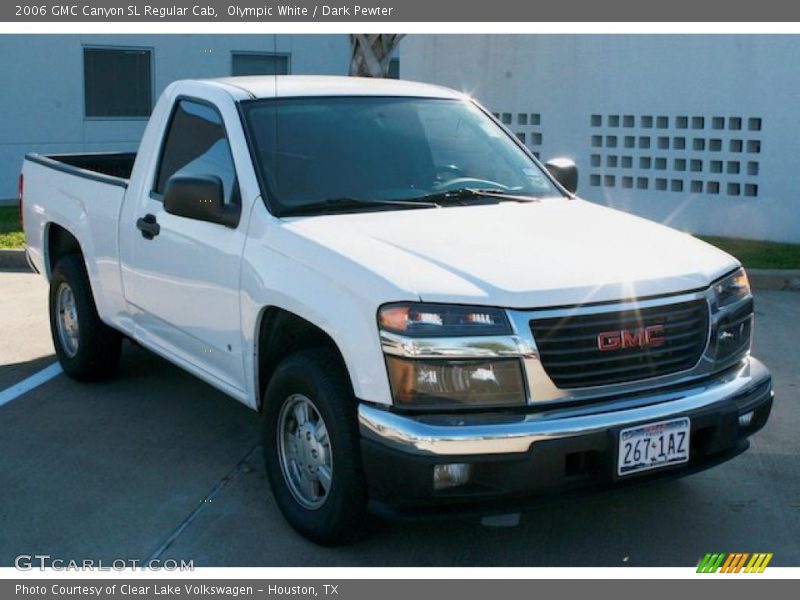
[0,362,63,407]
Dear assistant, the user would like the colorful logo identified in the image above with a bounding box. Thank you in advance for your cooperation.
[697,552,773,573]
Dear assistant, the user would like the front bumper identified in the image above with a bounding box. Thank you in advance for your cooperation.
[358,357,772,516]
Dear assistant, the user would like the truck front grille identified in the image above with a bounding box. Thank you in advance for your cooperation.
[529,299,709,388]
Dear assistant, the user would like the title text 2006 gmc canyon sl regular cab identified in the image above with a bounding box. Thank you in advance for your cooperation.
[21,76,773,544]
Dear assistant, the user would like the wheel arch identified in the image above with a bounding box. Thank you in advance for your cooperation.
[255,306,355,412]
[45,222,84,280]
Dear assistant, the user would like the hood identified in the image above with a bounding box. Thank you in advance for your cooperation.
[281,199,739,309]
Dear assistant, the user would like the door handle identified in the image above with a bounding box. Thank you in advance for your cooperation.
[136,214,160,240]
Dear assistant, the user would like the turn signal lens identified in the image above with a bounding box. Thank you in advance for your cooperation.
[379,305,411,332]
[379,302,511,337]
[386,356,525,409]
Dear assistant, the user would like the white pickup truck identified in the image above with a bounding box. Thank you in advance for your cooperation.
[21,76,772,545]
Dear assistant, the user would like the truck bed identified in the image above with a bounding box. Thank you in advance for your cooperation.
[25,152,136,187]
[22,150,134,317]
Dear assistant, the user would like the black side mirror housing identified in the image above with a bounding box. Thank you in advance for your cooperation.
[163,175,240,228]
[545,158,579,194]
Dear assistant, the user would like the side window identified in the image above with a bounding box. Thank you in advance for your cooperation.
[232,52,290,76]
[155,100,238,205]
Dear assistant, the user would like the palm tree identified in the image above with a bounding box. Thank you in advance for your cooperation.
[348,34,405,77]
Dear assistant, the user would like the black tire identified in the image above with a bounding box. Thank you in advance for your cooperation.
[49,254,122,381]
[262,348,368,545]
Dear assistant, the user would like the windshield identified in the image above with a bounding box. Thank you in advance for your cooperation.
[242,96,562,215]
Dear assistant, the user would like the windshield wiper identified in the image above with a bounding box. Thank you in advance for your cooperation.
[281,189,540,216]
[411,188,542,205]
[281,196,437,216]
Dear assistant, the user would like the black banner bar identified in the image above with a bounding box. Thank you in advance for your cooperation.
[4,0,800,22]
[3,579,797,600]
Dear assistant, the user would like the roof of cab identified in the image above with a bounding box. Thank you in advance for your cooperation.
[206,75,466,100]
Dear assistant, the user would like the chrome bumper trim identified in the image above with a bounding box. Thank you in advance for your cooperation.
[380,330,527,358]
[358,357,770,457]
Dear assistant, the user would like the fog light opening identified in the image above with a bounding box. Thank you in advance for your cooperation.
[433,463,472,491]
[739,411,754,428]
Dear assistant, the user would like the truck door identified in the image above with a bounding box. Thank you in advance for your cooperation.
[121,99,247,392]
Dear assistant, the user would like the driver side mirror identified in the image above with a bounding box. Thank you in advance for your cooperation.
[545,158,579,194]
[163,175,240,228]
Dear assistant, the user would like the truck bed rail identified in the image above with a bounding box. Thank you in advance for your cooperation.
[25,152,135,188]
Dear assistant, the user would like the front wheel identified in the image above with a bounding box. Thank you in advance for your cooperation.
[49,254,122,380]
[262,349,368,545]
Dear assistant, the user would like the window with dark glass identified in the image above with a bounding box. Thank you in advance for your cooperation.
[155,101,238,205]
[388,58,400,79]
[232,52,290,76]
[83,47,152,117]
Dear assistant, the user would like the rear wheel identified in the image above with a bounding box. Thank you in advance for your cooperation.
[49,254,122,380]
[262,348,368,545]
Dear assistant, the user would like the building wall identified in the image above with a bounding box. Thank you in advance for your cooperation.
[402,35,800,243]
[0,34,349,200]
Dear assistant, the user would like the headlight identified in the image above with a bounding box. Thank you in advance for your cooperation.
[386,356,526,409]
[379,302,511,337]
[378,303,525,409]
[710,267,753,366]
[712,267,751,309]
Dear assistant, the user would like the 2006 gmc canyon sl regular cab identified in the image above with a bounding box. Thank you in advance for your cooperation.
[21,76,773,545]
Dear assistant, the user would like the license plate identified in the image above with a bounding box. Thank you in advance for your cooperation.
[618,417,690,476]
